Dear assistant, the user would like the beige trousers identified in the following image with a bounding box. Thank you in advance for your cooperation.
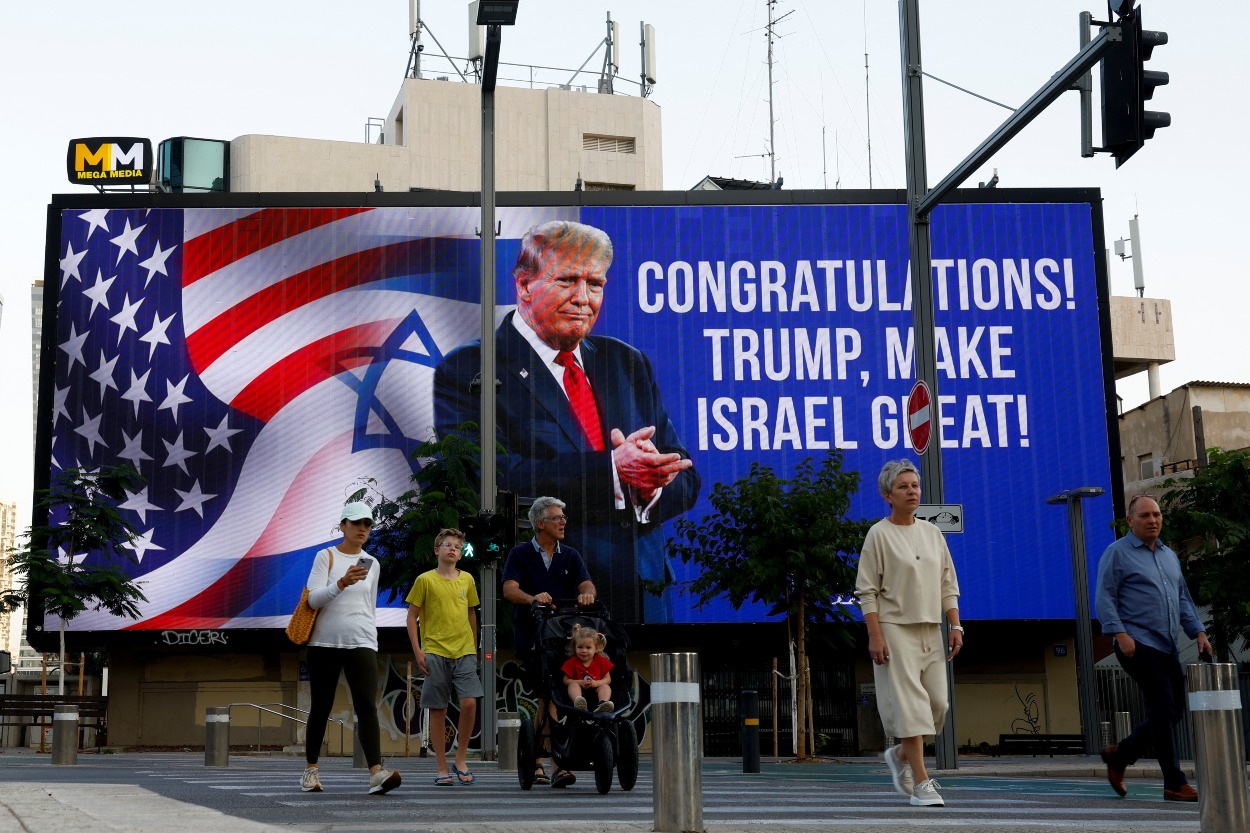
[873,621,949,739]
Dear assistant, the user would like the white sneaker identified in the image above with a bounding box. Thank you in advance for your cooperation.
[301,767,323,792]
[910,778,945,807]
[573,695,588,711]
[368,768,402,795]
[593,700,615,714]
[883,745,914,796]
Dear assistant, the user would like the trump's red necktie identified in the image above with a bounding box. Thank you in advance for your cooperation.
[555,351,604,451]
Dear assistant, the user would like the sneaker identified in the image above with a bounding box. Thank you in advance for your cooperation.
[301,766,323,792]
[573,695,588,711]
[368,768,402,795]
[910,778,945,807]
[883,745,914,796]
[593,700,614,714]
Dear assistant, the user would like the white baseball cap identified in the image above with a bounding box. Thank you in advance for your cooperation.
[340,501,374,522]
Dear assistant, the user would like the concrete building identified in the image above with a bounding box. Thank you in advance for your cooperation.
[0,501,16,656]
[228,77,662,194]
[1119,381,1250,496]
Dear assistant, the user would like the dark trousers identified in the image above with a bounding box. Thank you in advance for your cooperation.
[1114,642,1188,789]
[305,646,381,768]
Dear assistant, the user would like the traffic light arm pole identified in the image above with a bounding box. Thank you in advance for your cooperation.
[915,25,1117,219]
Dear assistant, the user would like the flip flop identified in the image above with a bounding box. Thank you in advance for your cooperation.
[451,764,476,785]
[433,774,455,786]
[551,768,576,788]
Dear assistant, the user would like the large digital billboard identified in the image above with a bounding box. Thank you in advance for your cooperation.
[36,192,1117,641]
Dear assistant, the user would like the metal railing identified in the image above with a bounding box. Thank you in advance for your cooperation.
[226,702,351,754]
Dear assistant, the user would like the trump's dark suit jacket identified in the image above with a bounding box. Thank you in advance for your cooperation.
[433,312,700,623]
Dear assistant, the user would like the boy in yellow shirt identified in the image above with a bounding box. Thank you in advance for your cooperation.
[406,528,482,786]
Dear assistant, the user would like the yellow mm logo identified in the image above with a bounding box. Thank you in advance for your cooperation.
[74,141,144,172]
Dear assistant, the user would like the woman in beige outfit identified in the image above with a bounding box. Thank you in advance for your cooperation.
[855,459,963,807]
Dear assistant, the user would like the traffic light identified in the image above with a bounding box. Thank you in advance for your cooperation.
[1100,6,1169,167]
[460,511,509,562]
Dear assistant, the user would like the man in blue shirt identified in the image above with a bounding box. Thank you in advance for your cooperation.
[502,495,596,789]
[1095,494,1211,802]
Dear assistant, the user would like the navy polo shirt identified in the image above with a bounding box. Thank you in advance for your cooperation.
[502,538,592,651]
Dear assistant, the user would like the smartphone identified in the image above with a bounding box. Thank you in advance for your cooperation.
[356,557,370,571]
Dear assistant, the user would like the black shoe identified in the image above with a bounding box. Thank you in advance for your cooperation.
[551,768,576,788]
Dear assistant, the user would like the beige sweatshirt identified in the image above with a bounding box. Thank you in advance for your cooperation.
[855,517,959,623]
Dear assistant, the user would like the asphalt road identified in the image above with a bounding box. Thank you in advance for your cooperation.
[0,752,1204,832]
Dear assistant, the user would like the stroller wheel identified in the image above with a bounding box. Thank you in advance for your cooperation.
[594,731,615,794]
[517,710,536,790]
[616,719,639,791]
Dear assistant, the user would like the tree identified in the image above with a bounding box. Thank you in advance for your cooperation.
[365,425,485,604]
[1,465,148,693]
[665,451,872,760]
[1159,447,1250,659]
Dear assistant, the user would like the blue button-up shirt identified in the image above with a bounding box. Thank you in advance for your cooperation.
[1094,531,1205,655]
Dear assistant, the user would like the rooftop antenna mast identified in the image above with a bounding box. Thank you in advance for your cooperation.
[764,1,794,185]
[1114,215,1147,297]
[407,0,469,83]
[567,12,619,92]
[640,22,657,98]
[407,0,424,79]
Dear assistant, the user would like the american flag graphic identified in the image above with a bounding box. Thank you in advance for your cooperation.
[49,204,505,631]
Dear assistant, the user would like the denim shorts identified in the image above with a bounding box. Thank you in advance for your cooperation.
[422,654,483,709]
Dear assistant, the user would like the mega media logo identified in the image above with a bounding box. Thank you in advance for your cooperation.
[66,137,152,185]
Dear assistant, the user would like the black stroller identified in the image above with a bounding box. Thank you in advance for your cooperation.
[516,601,640,794]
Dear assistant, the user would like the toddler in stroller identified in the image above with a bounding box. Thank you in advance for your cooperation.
[517,602,640,794]
[562,625,615,714]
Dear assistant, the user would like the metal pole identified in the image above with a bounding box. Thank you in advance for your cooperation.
[1186,662,1250,833]
[478,23,501,763]
[481,561,498,760]
[1047,487,1104,756]
[740,690,760,773]
[899,0,956,772]
[204,706,229,767]
[52,705,78,765]
[651,653,704,833]
[1066,497,1100,756]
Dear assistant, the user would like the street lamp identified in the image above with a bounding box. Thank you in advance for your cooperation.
[1046,486,1106,756]
[476,0,518,764]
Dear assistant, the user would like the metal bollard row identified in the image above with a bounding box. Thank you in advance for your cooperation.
[52,705,78,766]
[1187,662,1249,833]
[497,711,519,771]
[651,652,704,833]
[205,706,230,767]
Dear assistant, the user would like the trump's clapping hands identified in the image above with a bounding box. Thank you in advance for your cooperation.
[611,426,693,501]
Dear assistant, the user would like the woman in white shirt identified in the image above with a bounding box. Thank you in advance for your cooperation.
[299,502,401,796]
[855,460,962,808]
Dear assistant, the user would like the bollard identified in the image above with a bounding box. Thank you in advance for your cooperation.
[353,725,367,769]
[204,706,230,767]
[740,690,760,773]
[1187,663,1250,833]
[497,711,519,771]
[651,652,704,833]
[1114,710,1132,744]
[52,705,78,766]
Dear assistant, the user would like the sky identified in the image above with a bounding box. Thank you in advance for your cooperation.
[1,0,1244,528]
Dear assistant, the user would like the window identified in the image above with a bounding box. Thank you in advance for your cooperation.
[582,134,636,154]
[584,182,635,191]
